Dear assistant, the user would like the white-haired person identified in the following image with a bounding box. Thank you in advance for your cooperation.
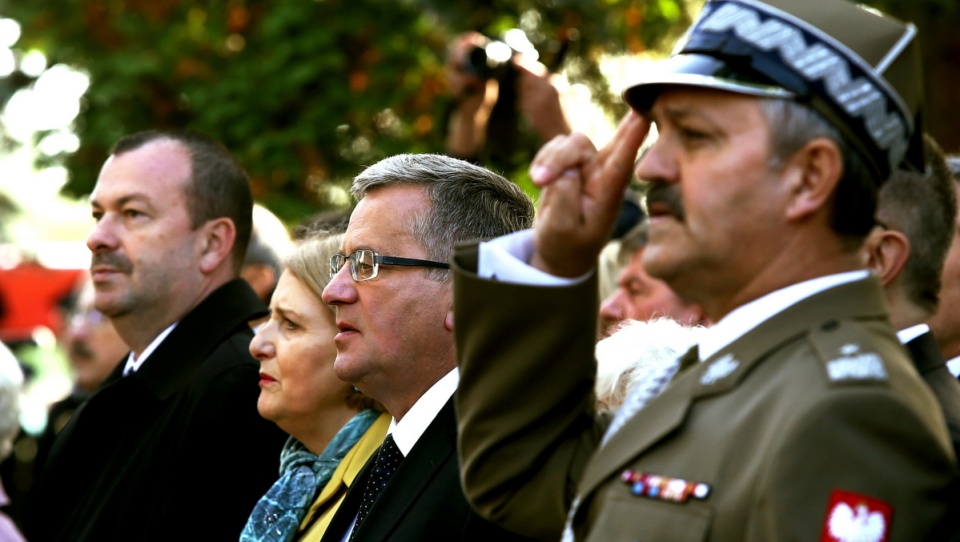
[594,318,706,415]
[0,341,25,542]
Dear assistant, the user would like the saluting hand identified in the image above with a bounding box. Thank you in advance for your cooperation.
[528,111,650,278]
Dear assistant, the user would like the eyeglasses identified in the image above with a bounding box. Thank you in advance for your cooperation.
[68,308,107,328]
[330,249,450,282]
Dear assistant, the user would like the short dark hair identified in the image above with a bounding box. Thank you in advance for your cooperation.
[877,136,957,315]
[759,99,877,248]
[351,154,535,280]
[111,130,253,273]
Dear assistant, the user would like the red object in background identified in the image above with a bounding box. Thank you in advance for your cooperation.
[0,262,84,345]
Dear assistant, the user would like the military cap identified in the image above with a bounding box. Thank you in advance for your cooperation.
[623,0,924,181]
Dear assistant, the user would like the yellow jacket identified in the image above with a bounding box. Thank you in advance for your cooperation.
[296,412,390,541]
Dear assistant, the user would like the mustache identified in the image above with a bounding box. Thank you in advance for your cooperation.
[91,252,133,273]
[645,183,685,222]
[69,340,94,361]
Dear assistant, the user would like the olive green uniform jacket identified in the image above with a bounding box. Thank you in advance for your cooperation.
[453,244,958,541]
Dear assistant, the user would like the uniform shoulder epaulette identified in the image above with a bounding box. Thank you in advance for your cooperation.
[806,318,894,387]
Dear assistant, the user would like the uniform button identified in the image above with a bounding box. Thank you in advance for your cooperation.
[821,320,839,331]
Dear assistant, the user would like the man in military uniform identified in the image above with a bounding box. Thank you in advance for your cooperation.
[452,0,959,540]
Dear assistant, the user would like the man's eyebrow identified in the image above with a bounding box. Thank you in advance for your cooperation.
[658,104,709,124]
[90,193,153,207]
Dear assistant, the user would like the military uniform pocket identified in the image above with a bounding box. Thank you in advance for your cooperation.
[586,495,712,542]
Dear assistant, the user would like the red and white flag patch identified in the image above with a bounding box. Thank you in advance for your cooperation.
[821,490,892,542]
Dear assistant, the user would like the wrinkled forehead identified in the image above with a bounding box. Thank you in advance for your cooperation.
[342,186,430,254]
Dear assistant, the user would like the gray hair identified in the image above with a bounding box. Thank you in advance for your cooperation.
[758,99,878,244]
[351,154,535,280]
[0,343,23,460]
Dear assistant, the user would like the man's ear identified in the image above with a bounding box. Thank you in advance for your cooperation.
[198,218,236,274]
[783,138,844,222]
[445,307,454,331]
[862,227,910,287]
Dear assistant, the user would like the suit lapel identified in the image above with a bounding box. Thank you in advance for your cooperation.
[906,331,945,375]
[352,399,457,541]
[322,400,458,542]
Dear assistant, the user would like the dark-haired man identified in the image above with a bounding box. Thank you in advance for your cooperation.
[28,131,286,541]
[930,156,960,380]
[862,136,960,457]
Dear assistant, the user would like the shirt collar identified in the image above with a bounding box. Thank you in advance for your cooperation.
[388,368,459,456]
[698,270,869,361]
[897,323,930,344]
[945,356,960,378]
[122,323,178,375]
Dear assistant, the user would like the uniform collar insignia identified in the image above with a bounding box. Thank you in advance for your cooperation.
[700,353,740,386]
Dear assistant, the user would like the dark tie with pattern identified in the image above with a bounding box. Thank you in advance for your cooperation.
[351,433,403,539]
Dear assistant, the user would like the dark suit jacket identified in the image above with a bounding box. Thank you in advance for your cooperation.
[452,242,958,541]
[320,398,535,542]
[905,330,960,458]
[27,279,287,542]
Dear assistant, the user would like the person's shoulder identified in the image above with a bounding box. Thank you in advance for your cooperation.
[801,317,907,390]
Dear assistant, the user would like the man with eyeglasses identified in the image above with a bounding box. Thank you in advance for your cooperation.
[318,153,536,542]
[35,278,128,475]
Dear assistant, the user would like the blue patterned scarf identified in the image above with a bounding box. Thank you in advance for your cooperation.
[240,409,381,542]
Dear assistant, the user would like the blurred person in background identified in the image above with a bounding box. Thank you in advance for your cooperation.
[444,31,571,173]
[243,204,294,307]
[242,231,388,542]
[243,204,295,330]
[33,277,128,475]
[0,340,25,542]
[599,220,709,337]
[929,155,960,378]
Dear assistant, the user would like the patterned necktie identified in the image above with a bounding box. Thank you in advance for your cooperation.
[351,433,403,539]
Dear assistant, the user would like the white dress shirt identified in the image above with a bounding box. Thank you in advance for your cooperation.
[340,368,460,540]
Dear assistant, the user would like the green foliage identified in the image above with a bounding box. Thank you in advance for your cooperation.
[0,0,694,222]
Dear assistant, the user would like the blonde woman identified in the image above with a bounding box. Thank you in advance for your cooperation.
[242,232,388,542]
